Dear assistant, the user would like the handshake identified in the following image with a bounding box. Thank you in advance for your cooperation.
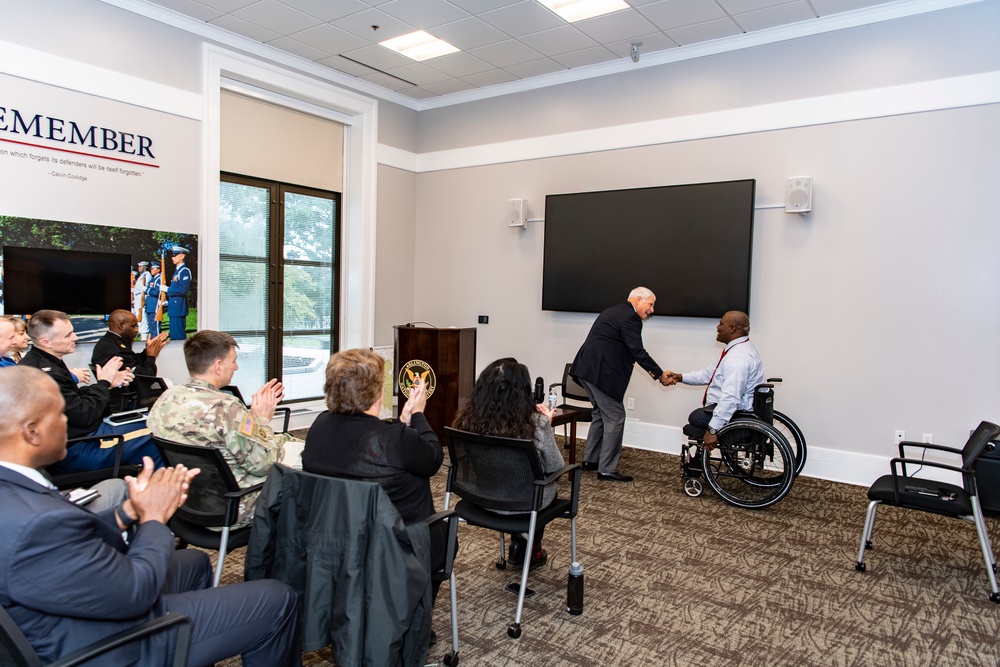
[658,371,683,387]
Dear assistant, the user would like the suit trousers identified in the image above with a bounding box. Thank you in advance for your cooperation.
[158,550,301,667]
[580,379,627,474]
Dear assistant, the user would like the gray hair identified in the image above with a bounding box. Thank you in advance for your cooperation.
[629,286,655,301]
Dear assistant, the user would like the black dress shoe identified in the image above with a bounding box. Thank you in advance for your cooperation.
[598,471,634,482]
[582,461,599,471]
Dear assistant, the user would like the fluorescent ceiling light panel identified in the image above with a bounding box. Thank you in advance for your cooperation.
[537,0,629,22]
[380,30,459,61]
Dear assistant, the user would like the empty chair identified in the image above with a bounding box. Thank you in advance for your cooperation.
[855,420,1000,602]
[443,426,581,639]
[547,363,594,436]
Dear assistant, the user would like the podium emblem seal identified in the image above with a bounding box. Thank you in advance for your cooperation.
[399,359,436,399]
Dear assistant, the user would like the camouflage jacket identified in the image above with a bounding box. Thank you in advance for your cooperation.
[147,378,298,526]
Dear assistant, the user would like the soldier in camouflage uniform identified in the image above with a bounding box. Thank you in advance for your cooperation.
[147,330,300,526]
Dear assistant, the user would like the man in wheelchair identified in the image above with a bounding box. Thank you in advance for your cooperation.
[665,311,764,448]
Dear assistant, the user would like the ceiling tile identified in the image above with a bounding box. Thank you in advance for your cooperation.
[448,0,519,12]
[422,51,495,76]
[359,70,418,90]
[421,78,479,94]
[551,45,618,68]
[402,87,443,99]
[341,43,419,69]
[332,7,416,41]
[462,68,520,87]
[478,1,565,37]
[573,9,658,43]
[316,54,380,76]
[290,23,371,53]
[386,62,456,85]
[718,0,788,13]
[265,35,332,59]
[210,13,282,41]
[181,0,255,11]
[431,17,508,50]
[519,25,599,56]
[150,0,226,20]
[282,0,369,21]
[734,1,815,31]
[504,58,567,78]
[811,0,892,15]
[667,16,743,44]
[232,0,323,33]
[637,0,727,30]
[605,31,678,57]
[470,39,546,67]
[378,0,470,29]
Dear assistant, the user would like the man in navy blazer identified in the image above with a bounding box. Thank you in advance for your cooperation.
[0,365,301,667]
[570,287,674,481]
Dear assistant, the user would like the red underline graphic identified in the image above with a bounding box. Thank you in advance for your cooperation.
[0,136,160,168]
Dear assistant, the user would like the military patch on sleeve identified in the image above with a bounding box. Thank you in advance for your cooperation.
[240,412,255,437]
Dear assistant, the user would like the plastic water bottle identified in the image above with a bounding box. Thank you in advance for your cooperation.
[548,388,558,413]
[566,561,584,615]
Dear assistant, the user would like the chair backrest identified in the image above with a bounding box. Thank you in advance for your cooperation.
[444,427,544,513]
[219,385,246,404]
[962,421,1000,493]
[751,383,775,424]
[561,363,591,403]
[153,436,242,527]
[0,604,42,667]
[133,375,168,409]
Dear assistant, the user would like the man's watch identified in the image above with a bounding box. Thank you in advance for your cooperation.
[707,427,718,435]
[116,503,139,529]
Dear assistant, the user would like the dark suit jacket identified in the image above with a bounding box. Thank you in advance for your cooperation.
[20,347,112,437]
[570,301,663,402]
[92,331,158,377]
[0,465,176,666]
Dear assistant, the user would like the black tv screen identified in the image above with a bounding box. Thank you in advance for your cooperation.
[3,245,132,315]
[542,179,756,318]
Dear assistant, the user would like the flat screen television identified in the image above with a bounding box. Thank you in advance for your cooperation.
[2,245,132,315]
[542,179,756,318]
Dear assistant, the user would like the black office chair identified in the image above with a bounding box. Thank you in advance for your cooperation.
[132,375,168,410]
[220,385,291,433]
[152,436,262,587]
[547,363,594,442]
[0,604,191,667]
[246,465,460,666]
[855,420,1000,602]
[45,434,141,491]
[443,427,581,639]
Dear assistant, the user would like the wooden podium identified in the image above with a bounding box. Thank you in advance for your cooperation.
[394,325,476,435]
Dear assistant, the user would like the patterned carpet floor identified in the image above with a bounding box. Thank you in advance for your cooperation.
[220,443,1000,666]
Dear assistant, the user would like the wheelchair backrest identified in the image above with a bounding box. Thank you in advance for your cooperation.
[752,384,775,424]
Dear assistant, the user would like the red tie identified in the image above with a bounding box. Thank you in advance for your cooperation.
[703,348,728,406]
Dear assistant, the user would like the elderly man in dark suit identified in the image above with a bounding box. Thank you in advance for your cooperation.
[0,365,301,667]
[570,287,674,482]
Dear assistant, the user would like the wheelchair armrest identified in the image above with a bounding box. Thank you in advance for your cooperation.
[766,377,783,384]
[898,441,962,458]
[51,612,191,667]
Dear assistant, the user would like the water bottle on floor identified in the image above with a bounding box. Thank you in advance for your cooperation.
[566,561,584,615]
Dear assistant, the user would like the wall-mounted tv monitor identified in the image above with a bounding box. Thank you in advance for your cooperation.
[542,179,756,318]
[2,245,132,315]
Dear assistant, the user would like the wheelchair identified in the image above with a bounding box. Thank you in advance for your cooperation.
[680,379,802,509]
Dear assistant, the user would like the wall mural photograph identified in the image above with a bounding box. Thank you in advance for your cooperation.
[0,216,198,341]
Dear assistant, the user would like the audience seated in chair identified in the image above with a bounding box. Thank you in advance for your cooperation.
[0,315,30,364]
[0,365,301,667]
[453,357,565,569]
[92,309,169,378]
[665,310,764,448]
[18,310,163,473]
[147,330,301,527]
[301,348,452,606]
[0,318,18,368]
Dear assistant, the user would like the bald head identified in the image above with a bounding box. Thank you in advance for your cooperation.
[715,311,751,344]
[108,309,139,338]
[0,366,68,468]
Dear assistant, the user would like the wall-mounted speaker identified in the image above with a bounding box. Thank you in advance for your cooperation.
[507,199,527,228]
[785,176,812,214]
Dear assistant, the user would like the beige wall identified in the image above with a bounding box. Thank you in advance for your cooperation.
[374,164,418,346]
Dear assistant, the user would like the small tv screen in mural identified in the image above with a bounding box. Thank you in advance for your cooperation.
[3,245,132,315]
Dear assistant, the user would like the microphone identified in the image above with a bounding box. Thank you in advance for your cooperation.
[534,377,545,405]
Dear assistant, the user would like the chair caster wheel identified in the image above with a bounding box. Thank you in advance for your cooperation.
[496,558,506,570]
[855,562,866,572]
[507,623,521,639]
[991,592,1000,604]
[683,478,703,497]
[864,540,873,550]
[443,651,460,665]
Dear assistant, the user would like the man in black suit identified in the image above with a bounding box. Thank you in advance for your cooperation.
[92,309,169,377]
[0,365,302,667]
[570,287,674,481]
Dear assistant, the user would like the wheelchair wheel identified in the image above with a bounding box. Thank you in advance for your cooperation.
[700,419,795,509]
[772,410,807,476]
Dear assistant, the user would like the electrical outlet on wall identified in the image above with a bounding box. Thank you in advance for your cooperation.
[922,433,933,443]
[895,430,905,445]
[627,397,635,410]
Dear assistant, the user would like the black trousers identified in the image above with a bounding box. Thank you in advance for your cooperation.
[688,404,717,430]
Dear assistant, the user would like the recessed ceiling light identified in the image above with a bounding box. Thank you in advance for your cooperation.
[537,0,629,22]
[380,31,459,62]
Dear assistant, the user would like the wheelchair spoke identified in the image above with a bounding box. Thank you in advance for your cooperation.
[700,420,795,509]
